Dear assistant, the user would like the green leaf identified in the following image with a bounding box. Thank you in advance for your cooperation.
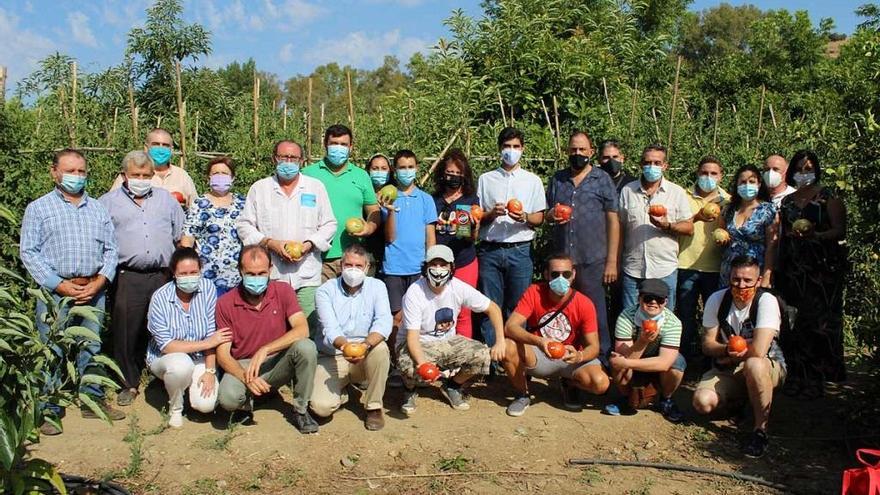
[0,412,19,471]
[78,393,109,423]
[80,374,120,390]
[26,288,49,306]
[67,306,102,325]
[64,326,101,342]
[92,354,125,381]
[19,458,66,495]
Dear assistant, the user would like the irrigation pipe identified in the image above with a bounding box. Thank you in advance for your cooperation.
[568,458,795,494]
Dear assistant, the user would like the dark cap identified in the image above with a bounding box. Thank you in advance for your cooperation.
[638,278,669,298]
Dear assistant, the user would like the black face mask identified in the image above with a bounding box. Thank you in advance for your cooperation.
[601,158,622,176]
[569,155,590,171]
[443,174,463,189]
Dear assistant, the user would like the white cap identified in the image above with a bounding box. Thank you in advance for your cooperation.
[425,244,455,263]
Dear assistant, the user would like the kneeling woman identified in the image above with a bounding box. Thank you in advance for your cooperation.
[146,247,231,427]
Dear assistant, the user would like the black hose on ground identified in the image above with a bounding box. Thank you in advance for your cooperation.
[60,474,130,495]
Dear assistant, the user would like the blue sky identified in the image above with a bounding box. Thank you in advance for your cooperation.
[0,0,868,95]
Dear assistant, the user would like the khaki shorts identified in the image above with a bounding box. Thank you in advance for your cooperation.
[696,359,786,403]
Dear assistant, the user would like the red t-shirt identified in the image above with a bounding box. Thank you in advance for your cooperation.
[513,283,597,350]
[215,281,302,359]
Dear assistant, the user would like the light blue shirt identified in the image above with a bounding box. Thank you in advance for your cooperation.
[315,276,393,356]
[382,187,437,275]
[146,278,217,365]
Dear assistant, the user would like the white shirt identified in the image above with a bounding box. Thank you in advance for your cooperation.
[771,185,797,209]
[236,175,337,289]
[111,164,198,208]
[619,178,692,278]
[702,289,785,366]
[402,277,491,342]
[477,166,547,243]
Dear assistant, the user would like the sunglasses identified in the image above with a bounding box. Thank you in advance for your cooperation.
[550,271,573,279]
[641,295,666,304]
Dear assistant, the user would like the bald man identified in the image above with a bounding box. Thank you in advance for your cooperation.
[762,154,796,208]
[111,128,198,207]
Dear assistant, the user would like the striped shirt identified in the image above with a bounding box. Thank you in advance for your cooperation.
[146,278,217,365]
[20,189,118,291]
[614,306,682,357]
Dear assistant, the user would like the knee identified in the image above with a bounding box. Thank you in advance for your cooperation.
[502,340,519,364]
[162,354,195,381]
[190,396,217,414]
[292,338,317,364]
[366,342,391,372]
[309,398,340,418]
[575,369,610,395]
[217,380,246,412]
[743,357,768,378]
[692,390,718,415]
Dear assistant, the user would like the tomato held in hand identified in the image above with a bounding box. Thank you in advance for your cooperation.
[547,341,566,360]
[648,204,667,217]
[553,203,573,222]
[507,199,523,215]
[728,335,748,353]
[417,362,441,381]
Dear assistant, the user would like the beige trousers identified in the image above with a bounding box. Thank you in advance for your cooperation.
[310,341,390,417]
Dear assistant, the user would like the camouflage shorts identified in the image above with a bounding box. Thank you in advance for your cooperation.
[397,334,491,383]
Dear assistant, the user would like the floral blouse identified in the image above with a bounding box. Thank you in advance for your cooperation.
[720,201,776,285]
[183,194,245,292]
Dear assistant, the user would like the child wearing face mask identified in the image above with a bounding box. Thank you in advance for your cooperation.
[365,153,394,276]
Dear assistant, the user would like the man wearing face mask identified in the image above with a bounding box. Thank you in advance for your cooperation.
[100,151,185,407]
[110,128,198,208]
[21,149,125,434]
[618,144,693,311]
[762,154,796,209]
[237,140,337,338]
[215,245,319,433]
[546,131,620,362]
[501,254,609,417]
[598,139,637,194]
[693,256,786,458]
[311,245,393,430]
[303,125,381,281]
[476,127,546,348]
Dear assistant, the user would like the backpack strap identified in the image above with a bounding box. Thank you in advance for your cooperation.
[716,289,735,341]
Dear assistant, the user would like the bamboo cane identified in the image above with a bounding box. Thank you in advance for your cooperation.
[58,85,73,146]
[651,107,661,142]
[854,121,862,138]
[497,89,507,127]
[107,107,118,146]
[552,95,562,157]
[713,100,720,150]
[194,110,200,153]
[769,103,778,129]
[540,98,553,137]
[755,85,766,158]
[419,129,461,186]
[346,70,355,132]
[628,81,639,143]
[175,60,187,168]
[128,82,138,143]
[252,71,260,143]
[602,77,614,126]
[282,103,287,131]
[666,56,682,159]
[0,66,6,105]
[70,62,77,147]
[307,77,313,159]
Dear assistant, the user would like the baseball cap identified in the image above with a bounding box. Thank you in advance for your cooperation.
[425,244,455,264]
[638,279,669,298]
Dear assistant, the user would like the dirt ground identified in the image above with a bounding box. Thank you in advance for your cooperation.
[31,362,879,495]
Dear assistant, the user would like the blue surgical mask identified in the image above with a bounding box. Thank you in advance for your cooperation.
[59,173,87,194]
[642,165,663,182]
[396,169,417,187]
[276,162,300,181]
[326,145,350,166]
[370,171,389,187]
[148,146,172,166]
[242,275,269,295]
[737,183,759,200]
[175,275,200,294]
[501,148,522,167]
[548,275,570,296]
[697,176,717,193]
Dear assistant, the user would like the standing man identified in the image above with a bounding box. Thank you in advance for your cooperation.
[215,245,319,433]
[477,127,546,346]
[762,154,796,208]
[311,245,393,430]
[237,140,337,335]
[618,144,693,311]
[111,128,198,207]
[597,139,637,194]
[546,131,620,360]
[100,150,185,406]
[21,149,125,434]
[677,156,730,359]
[302,124,381,281]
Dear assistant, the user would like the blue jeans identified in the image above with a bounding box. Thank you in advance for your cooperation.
[574,261,611,361]
[37,292,106,415]
[478,242,533,347]
[621,271,678,313]
[675,269,720,358]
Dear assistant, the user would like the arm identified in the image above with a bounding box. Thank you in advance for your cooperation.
[816,195,847,241]
[481,301,506,361]
[568,331,600,364]
[525,210,544,228]
[363,204,381,237]
[604,211,620,283]
[216,341,247,382]
[762,213,780,285]
[19,204,63,291]
[701,325,728,359]
[366,281,393,346]
[264,312,310,354]
[425,223,436,248]
[171,197,186,242]
[236,185,265,246]
[317,285,345,351]
[97,210,118,283]
[180,202,200,249]
[504,311,544,347]
[384,207,397,243]
[307,186,338,253]
[406,328,428,366]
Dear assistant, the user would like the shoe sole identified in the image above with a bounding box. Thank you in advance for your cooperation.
[440,388,470,411]
[506,403,529,417]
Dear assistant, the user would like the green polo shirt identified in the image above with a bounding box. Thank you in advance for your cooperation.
[302,158,377,259]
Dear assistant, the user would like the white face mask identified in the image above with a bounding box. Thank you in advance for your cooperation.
[341,267,366,287]
[427,266,452,288]
[127,178,153,197]
[762,169,783,189]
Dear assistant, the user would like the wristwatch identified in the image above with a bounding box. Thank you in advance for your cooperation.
[204,368,217,375]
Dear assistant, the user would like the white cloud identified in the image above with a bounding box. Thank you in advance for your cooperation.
[365,0,425,6]
[277,0,326,27]
[301,29,430,68]
[0,7,56,90]
[279,42,294,63]
[68,11,98,47]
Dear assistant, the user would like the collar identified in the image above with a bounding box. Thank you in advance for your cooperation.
[53,187,89,207]
[271,175,305,193]
[496,165,522,177]
[122,184,153,201]
[233,283,275,308]
[337,277,365,297]
[566,166,601,183]
[320,158,353,175]
[690,186,729,202]
[168,285,201,303]
[639,178,667,195]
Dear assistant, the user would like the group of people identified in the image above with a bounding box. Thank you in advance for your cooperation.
[21,123,847,459]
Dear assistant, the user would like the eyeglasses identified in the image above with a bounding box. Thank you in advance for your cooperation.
[275,155,303,162]
[550,270,573,279]
[641,295,666,304]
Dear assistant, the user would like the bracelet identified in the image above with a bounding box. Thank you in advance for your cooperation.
[204,368,216,375]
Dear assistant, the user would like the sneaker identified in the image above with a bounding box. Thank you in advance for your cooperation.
[290,410,319,434]
[39,421,62,436]
[602,400,638,417]
[743,429,769,458]
[116,388,138,406]
[440,383,470,411]
[230,410,255,426]
[81,400,126,420]
[387,369,405,389]
[364,409,385,431]
[169,410,184,428]
[401,388,418,416]
[657,397,684,423]
[559,379,582,411]
[506,395,531,417]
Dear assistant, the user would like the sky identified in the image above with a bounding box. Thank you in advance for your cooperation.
[0,0,869,96]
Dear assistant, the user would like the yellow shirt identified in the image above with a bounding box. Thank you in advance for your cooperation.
[678,187,730,272]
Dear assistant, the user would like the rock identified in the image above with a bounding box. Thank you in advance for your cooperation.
[515,426,528,436]
[376,470,389,476]
[388,450,399,458]
[341,456,356,468]
[217,480,227,488]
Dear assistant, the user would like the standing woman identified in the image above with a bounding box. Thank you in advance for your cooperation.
[432,149,480,338]
[717,164,778,287]
[365,153,394,276]
[180,156,245,296]
[147,247,231,427]
[778,150,848,397]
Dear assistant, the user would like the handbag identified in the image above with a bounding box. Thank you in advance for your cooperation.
[842,449,880,494]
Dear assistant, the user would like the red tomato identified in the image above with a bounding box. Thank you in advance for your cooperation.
[417,362,441,382]
[547,341,566,360]
[554,203,573,222]
[507,199,523,214]
[728,335,748,353]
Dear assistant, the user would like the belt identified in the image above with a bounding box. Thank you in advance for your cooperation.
[118,265,167,274]
[480,240,531,248]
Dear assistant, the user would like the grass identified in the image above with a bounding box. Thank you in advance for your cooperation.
[182,478,230,495]
[435,454,472,473]
[579,467,604,486]
[193,415,241,451]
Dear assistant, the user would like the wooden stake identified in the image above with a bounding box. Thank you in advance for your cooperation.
[128,82,138,143]
[628,81,639,142]
[651,107,661,142]
[58,85,73,147]
[666,55,682,159]
[712,100,720,150]
[156,115,162,128]
[540,98,553,135]
[282,103,287,131]
[755,85,766,157]
[419,129,461,186]
[34,106,42,138]
[854,121,862,138]
[107,107,118,146]
[510,104,515,127]
[320,103,325,142]
[769,103,777,129]
[175,60,187,168]
[0,66,6,104]
[252,70,260,143]
[552,95,562,156]
[497,89,507,127]
[307,77,313,159]
[602,77,614,125]
[70,62,78,147]
[346,70,355,132]
[194,110,200,152]
[134,106,139,141]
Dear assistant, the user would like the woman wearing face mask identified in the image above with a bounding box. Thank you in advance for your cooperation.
[431,149,480,338]
[146,247,231,428]
[717,164,779,287]
[365,153,394,276]
[180,157,245,297]
[777,150,848,397]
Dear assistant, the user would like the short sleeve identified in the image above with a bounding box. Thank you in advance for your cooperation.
[659,313,682,348]
[755,293,781,332]
[362,172,378,206]
[601,175,619,212]
[277,283,303,318]
[526,175,548,213]
[460,281,491,313]
[672,188,693,223]
[423,192,438,225]
[702,290,725,329]
[215,296,232,331]
[512,285,538,319]
[614,308,636,340]
[576,295,598,335]
[402,285,424,331]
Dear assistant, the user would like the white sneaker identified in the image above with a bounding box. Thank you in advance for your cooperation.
[169,410,184,428]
